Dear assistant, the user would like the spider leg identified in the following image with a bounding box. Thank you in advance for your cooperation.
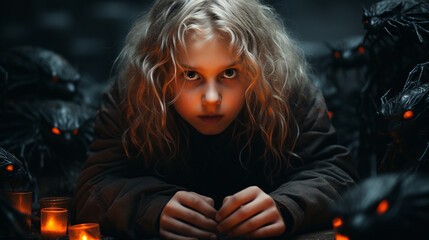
[412,22,425,43]
[383,26,394,38]
[404,15,429,23]
[415,23,429,34]
[386,20,400,29]
[414,142,429,172]
[379,142,395,172]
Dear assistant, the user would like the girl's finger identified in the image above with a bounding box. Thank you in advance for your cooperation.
[161,216,217,240]
[170,203,217,232]
[225,206,281,238]
[161,194,217,232]
[160,228,197,240]
[244,221,286,239]
[216,196,268,233]
[216,186,260,221]
[191,192,215,207]
[177,192,217,220]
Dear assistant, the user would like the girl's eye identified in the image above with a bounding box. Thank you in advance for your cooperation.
[222,69,237,79]
[184,71,200,81]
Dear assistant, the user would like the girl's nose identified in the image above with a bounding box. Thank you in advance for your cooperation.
[202,83,221,106]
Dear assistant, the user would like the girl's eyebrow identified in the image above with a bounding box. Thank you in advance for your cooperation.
[179,62,240,70]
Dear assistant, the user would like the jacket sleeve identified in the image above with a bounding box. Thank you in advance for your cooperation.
[269,82,359,235]
[71,82,184,239]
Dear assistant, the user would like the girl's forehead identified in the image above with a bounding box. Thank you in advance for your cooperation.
[176,31,239,62]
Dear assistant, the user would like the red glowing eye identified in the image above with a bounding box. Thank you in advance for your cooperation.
[333,217,343,228]
[6,164,14,172]
[51,127,61,135]
[335,234,350,240]
[328,111,334,119]
[376,200,389,214]
[333,51,341,59]
[51,76,59,82]
[358,46,365,54]
[364,20,369,24]
[403,110,414,119]
[73,129,79,135]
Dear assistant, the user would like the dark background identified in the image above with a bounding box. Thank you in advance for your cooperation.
[0,0,378,84]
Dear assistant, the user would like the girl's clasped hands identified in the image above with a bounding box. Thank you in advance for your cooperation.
[159,186,285,240]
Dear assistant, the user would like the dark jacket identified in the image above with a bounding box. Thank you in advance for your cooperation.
[72,80,358,239]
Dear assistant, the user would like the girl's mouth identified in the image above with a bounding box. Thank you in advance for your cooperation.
[198,115,224,123]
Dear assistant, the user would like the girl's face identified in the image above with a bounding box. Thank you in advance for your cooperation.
[173,35,247,135]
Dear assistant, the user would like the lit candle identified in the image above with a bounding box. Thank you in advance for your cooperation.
[40,207,68,240]
[68,223,101,240]
[38,196,71,224]
[5,191,32,232]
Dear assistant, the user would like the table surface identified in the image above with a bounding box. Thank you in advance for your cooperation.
[291,230,335,240]
[1,229,335,240]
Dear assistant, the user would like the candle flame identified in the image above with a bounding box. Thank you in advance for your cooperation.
[46,218,56,230]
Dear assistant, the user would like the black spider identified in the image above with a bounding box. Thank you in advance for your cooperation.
[363,0,429,45]
[361,0,429,96]
[0,46,80,103]
[0,147,34,239]
[330,172,429,240]
[0,146,33,191]
[0,100,94,197]
[307,36,367,167]
[358,0,429,177]
[377,61,429,172]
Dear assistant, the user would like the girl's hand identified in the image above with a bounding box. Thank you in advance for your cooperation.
[216,186,285,239]
[159,191,218,240]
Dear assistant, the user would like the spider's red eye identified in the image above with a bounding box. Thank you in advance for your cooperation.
[52,127,61,135]
[376,200,389,215]
[357,46,365,54]
[333,217,349,240]
[328,111,334,119]
[51,76,59,83]
[403,110,414,119]
[333,217,343,228]
[73,129,79,135]
[364,19,369,24]
[335,234,350,240]
[333,51,341,59]
[6,164,14,172]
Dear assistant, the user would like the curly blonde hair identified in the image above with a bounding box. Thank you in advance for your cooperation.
[116,0,309,175]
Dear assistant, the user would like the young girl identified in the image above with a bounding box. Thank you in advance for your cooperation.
[72,0,358,239]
